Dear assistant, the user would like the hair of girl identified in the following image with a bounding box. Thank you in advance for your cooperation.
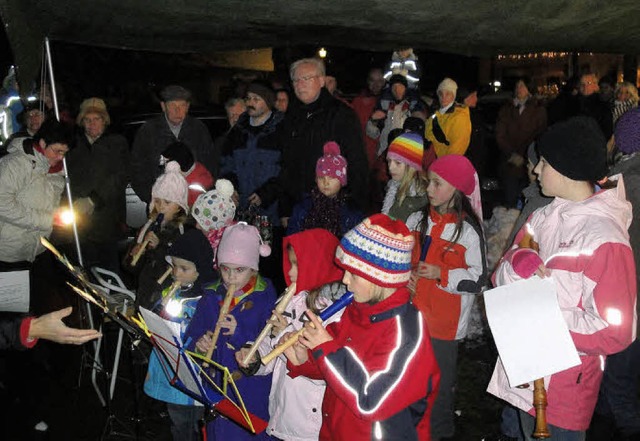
[418,189,482,250]
[396,167,425,206]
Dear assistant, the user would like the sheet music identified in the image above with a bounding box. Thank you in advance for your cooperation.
[484,276,581,387]
[0,270,30,312]
[139,307,205,400]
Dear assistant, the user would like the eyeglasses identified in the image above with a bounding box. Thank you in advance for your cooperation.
[292,75,319,84]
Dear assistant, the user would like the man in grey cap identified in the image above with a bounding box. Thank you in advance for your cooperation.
[131,85,216,203]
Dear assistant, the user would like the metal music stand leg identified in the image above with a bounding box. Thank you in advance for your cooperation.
[99,313,137,441]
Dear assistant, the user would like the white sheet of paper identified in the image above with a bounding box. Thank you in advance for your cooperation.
[484,276,581,387]
[0,270,30,312]
[139,307,205,402]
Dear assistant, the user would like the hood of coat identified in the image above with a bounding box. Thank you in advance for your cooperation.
[283,228,343,294]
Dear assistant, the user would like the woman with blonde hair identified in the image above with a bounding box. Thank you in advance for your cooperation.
[613,81,639,123]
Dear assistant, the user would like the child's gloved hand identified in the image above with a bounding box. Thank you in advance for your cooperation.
[299,311,332,350]
[280,331,309,366]
[415,262,442,281]
[220,314,237,336]
[195,331,214,354]
[268,310,289,337]
[145,231,160,249]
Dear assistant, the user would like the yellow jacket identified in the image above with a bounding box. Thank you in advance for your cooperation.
[425,104,471,157]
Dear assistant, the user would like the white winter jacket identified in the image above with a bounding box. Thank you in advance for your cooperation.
[0,144,65,262]
[253,286,344,441]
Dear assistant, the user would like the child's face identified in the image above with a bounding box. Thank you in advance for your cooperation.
[387,159,408,182]
[316,175,341,198]
[287,248,298,284]
[426,171,456,213]
[343,270,382,304]
[171,257,199,285]
[153,198,181,221]
[219,263,255,289]
[534,156,564,197]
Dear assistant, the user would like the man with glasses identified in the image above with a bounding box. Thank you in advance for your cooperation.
[279,58,369,227]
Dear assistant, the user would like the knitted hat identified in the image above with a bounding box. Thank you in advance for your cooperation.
[217,222,271,271]
[335,214,414,288]
[615,107,640,154]
[387,132,424,171]
[247,81,276,110]
[162,141,194,172]
[429,154,483,220]
[389,74,408,89]
[166,229,217,283]
[403,116,425,135]
[315,141,348,186]
[192,179,236,231]
[537,116,608,181]
[76,97,110,126]
[437,77,458,97]
[151,161,189,213]
[160,85,192,103]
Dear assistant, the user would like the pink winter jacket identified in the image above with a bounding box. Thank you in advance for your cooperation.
[487,176,637,431]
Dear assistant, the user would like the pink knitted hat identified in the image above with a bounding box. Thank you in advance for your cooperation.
[217,222,271,270]
[428,154,483,220]
[151,161,189,213]
[316,141,348,186]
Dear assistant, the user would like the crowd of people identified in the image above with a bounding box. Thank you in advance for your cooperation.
[0,50,639,441]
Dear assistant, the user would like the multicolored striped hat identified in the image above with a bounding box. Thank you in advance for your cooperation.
[335,214,414,288]
[386,132,424,171]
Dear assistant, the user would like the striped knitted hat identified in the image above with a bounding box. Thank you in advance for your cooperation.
[335,214,414,288]
[386,132,424,171]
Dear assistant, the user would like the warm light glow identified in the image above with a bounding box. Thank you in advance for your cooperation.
[318,47,327,58]
[60,209,75,225]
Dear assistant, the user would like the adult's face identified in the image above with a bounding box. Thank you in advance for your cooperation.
[82,112,106,139]
[579,75,599,97]
[26,109,44,134]
[245,92,270,119]
[438,90,455,107]
[367,70,385,95]
[515,81,530,100]
[391,83,406,101]
[226,102,246,127]
[292,63,325,105]
[464,92,478,109]
[275,91,289,113]
[325,76,337,95]
[161,99,190,126]
[40,139,69,167]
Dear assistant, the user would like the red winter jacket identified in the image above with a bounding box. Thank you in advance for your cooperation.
[288,288,440,440]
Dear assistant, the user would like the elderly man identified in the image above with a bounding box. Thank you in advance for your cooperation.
[426,78,472,157]
[65,98,130,271]
[495,79,547,207]
[131,85,215,203]
[279,58,369,222]
[578,72,613,138]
